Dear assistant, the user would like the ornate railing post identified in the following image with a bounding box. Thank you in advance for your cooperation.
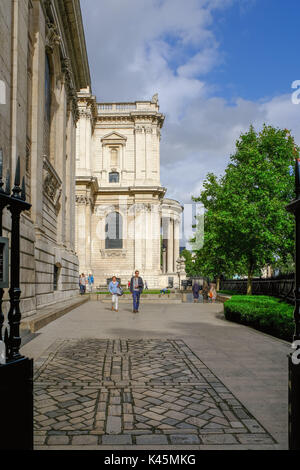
[286,157,300,450]
[0,155,33,450]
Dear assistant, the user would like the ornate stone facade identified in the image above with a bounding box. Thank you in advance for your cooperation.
[75,92,184,288]
[0,0,90,317]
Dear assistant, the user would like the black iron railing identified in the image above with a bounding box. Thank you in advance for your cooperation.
[286,157,300,450]
[220,278,294,303]
[0,156,31,359]
[0,154,33,450]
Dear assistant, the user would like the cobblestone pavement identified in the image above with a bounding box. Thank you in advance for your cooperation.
[33,338,275,447]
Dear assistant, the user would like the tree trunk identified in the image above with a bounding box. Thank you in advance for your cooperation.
[247,266,253,295]
[216,277,220,291]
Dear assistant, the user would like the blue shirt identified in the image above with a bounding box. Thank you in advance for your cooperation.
[109,281,119,294]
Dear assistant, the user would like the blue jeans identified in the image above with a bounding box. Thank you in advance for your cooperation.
[132,290,140,311]
[80,285,85,295]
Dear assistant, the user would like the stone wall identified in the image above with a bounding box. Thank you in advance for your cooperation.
[0,0,90,317]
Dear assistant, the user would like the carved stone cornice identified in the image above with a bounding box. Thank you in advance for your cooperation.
[43,156,62,207]
[96,112,164,127]
[45,19,61,54]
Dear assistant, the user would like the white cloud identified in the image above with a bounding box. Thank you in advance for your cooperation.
[80,0,299,244]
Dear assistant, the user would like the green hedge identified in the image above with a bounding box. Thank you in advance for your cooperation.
[223,295,294,341]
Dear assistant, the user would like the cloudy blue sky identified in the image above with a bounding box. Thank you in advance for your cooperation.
[80,0,300,208]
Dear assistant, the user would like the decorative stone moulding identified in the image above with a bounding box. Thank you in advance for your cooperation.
[75,195,93,206]
[61,57,80,122]
[95,205,119,217]
[100,249,127,258]
[127,203,153,215]
[45,19,61,54]
[43,156,62,207]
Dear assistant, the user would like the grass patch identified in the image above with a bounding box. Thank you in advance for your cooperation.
[223,295,294,342]
[217,290,238,296]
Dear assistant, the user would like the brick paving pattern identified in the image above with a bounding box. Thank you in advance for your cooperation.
[34,339,275,446]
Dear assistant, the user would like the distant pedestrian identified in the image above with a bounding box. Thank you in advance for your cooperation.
[128,280,131,290]
[130,270,144,313]
[79,273,87,295]
[88,273,94,292]
[160,287,168,294]
[209,283,217,303]
[192,282,201,302]
[201,281,209,303]
[109,276,119,312]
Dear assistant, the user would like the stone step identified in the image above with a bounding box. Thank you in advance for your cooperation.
[89,293,183,303]
[20,295,89,333]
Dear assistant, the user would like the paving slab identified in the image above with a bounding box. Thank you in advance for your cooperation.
[20,300,289,449]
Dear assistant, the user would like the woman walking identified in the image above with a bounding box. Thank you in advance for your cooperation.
[209,283,217,303]
[109,276,119,312]
[192,282,201,303]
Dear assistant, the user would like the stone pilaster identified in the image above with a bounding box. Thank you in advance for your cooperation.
[167,218,174,273]
[173,219,180,272]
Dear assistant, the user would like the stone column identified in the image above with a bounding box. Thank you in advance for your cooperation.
[167,218,174,273]
[135,126,144,182]
[55,81,67,248]
[145,126,152,182]
[134,203,142,270]
[30,4,45,230]
[77,105,92,177]
[85,197,92,273]
[162,248,167,274]
[173,219,180,271]
[145,206,152,270]
[76,198,87,273]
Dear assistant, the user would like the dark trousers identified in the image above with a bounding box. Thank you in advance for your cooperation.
[80,285,86,295]
[132,291,140,311]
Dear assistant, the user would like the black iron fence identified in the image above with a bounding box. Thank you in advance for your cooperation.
[220,277,294,304]
[0,155,33,450]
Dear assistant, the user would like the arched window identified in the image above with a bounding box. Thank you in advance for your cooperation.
[44,54,51,156]
[109,172,119,183]
[105,212,123,249]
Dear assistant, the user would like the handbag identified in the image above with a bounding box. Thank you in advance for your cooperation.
[116,285,124,296]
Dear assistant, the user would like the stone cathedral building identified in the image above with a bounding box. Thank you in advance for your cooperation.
[75,90,184,288]
[0,0,90,318]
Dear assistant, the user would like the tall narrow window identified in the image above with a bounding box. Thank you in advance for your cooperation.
[110,148,118,167]
[105,212,123,249]
[44,55,51,157]
[53,265,59,291]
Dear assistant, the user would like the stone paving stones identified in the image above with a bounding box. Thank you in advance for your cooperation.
[33,338,275,447]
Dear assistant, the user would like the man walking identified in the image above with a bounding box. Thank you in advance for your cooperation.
[79,273,87,295]
[130,270,144,313]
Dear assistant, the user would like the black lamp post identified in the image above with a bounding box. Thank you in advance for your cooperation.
[286,157,300,450]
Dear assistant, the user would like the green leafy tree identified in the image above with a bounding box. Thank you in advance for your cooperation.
[190,202,241,289]
[180,249,196,277]
[192,125,297,294]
